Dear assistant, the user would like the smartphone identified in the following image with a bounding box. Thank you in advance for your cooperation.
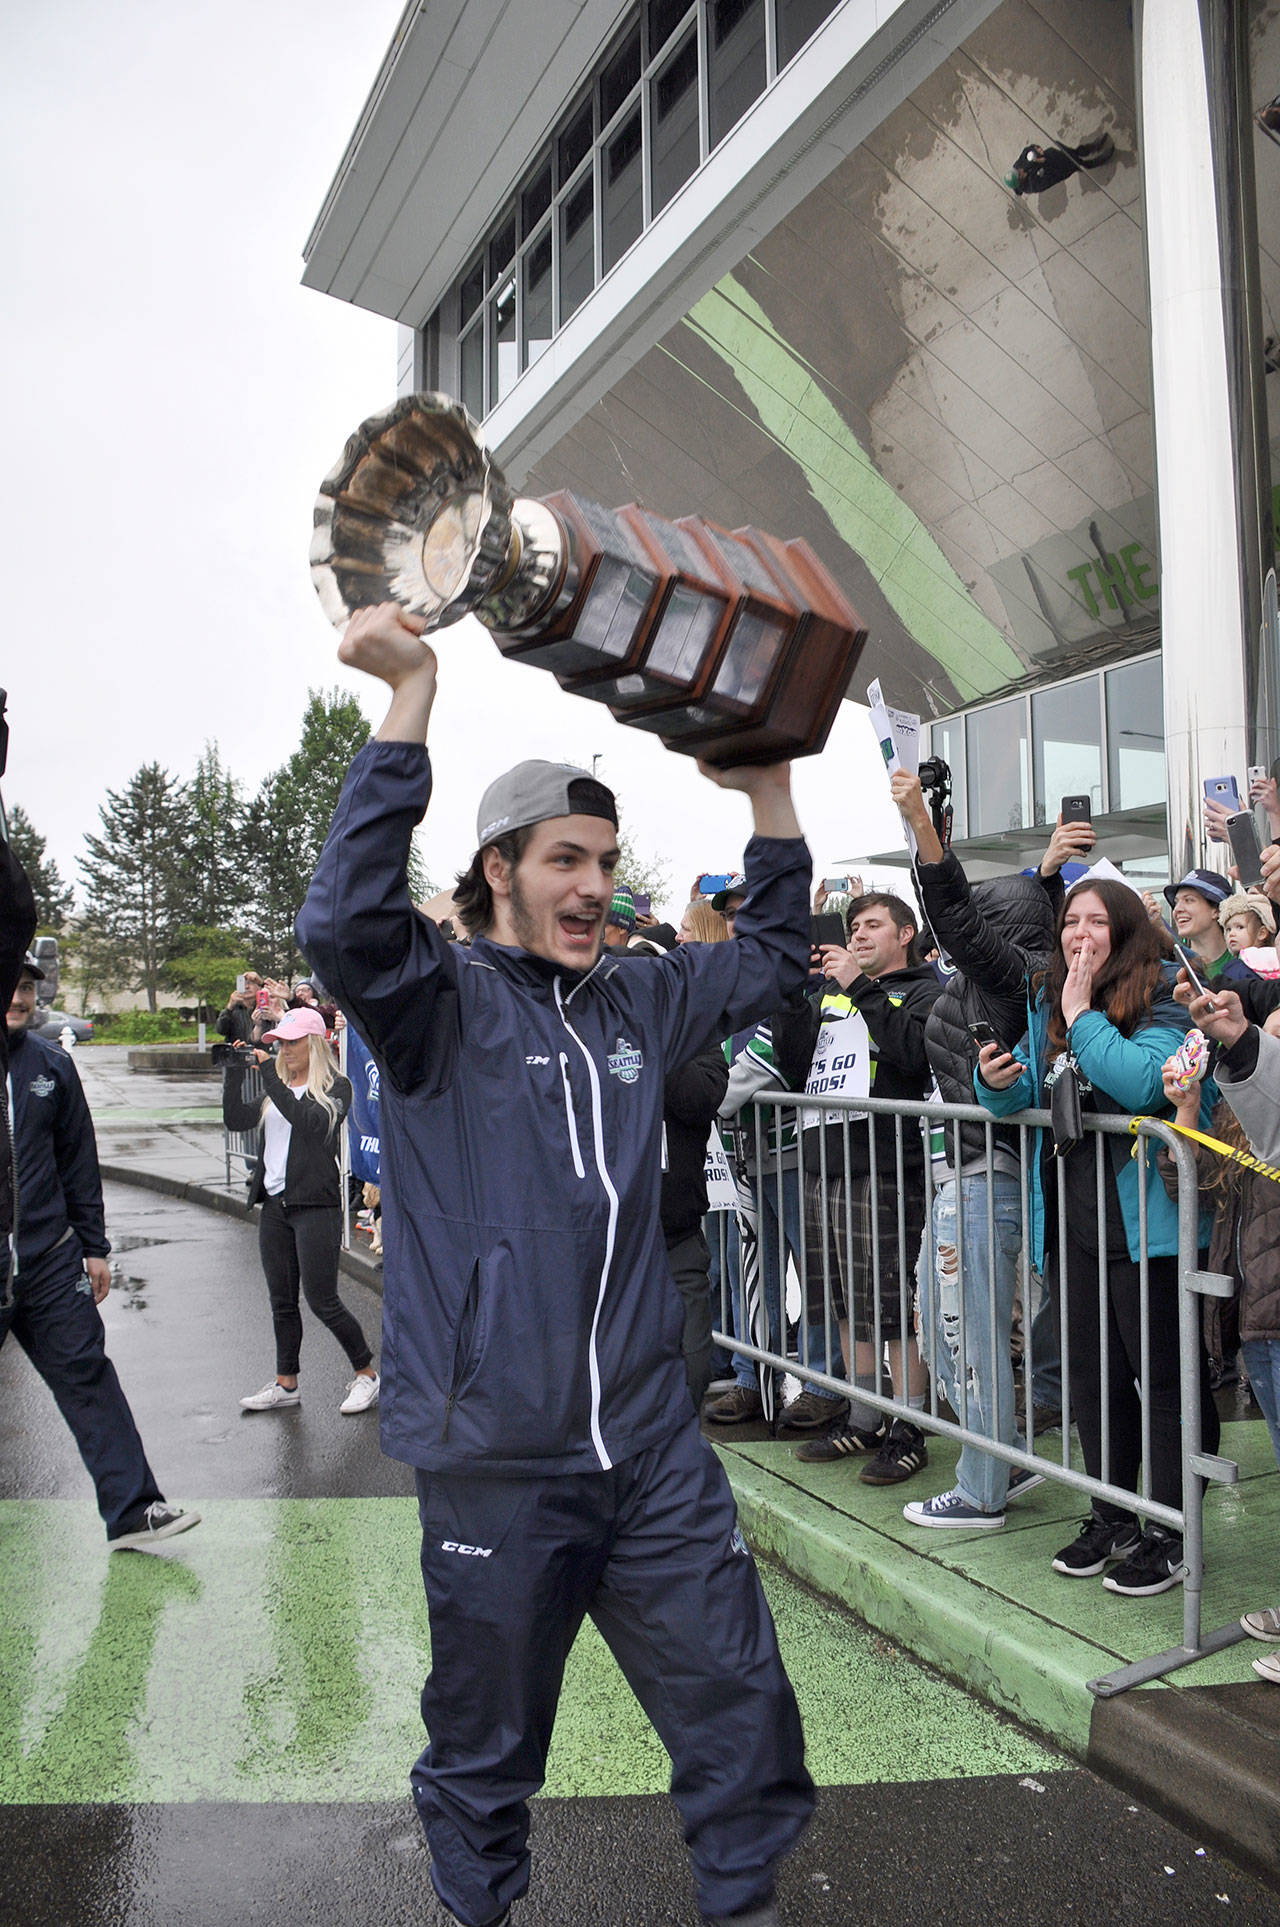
[698,872,734,897]
[256,987,270,1010]
[967,1020,1005,1053]
[1060,793,1093,824]
[632,892,651,918]
[1227,808,1265,887]
[810,912,846,949]
[1204,774,1243,814]
[1248,764,1267,793]
[235,973,247,994]
[822,876,851,894]
[1171,940,1209,997]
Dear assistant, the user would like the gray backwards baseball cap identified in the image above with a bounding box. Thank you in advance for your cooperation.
[476,760,618,848]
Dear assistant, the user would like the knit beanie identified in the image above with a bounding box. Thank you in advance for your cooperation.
[607,884,636,932]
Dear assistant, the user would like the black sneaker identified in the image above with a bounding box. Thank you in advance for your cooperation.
[1051,1514,1141,1577]
[794,1419,887,1463]
[859,1419,928,1486]
[1102,1527,1186,1596]
[108,1502,201,1552]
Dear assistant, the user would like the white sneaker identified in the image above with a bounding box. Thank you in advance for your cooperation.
[340,1372,380,1415]
[240,1380,301,1411]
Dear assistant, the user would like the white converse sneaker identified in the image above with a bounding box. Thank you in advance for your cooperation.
[240,1380,301,1411]
[340,1372,380,1415]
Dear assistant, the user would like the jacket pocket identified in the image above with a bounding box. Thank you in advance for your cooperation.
[443,1260,484,1439]
[559,1054,586,1179]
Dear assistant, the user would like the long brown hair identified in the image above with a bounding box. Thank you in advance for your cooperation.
[1040,881,1165,1054]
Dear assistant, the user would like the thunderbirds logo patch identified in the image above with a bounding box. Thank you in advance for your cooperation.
[607,1036,643,1084]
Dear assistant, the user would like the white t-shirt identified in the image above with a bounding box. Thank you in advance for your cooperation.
[262,1084,306,1196]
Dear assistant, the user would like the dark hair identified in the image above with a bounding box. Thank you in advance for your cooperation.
[847,891,920,965]
[1041,880,1165,1053]
[453,826,534,936]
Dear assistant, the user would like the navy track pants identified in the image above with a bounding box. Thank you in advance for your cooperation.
[412,1416,814,1927]
[1,1241,163,1535]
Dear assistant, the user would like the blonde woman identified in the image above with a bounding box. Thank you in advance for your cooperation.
[222,1006,378,1415]
[678,900,730,944]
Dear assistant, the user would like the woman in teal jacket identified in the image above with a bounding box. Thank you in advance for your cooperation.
[976,880,1219,1599]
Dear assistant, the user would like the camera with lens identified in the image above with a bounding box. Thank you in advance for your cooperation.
[917,755,953,848]
[211,1042,247,1067]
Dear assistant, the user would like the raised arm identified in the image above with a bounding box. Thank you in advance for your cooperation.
[295,604,460,1095]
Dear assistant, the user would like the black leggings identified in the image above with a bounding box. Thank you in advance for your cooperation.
[1052,1237,1219,1525]
[259,1196,373,1378]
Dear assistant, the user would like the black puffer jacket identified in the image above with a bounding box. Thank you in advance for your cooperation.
[916,850,1061,1170]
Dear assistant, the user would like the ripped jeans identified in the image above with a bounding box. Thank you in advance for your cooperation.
[917,1173,1025,1513]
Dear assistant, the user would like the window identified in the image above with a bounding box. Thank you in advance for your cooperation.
[429,0,848,419]
[967,698,1031,837]
[929,715,967,841]
[708,0,766,148]
[1032,679,1103,824]
[1107,657,1165,810]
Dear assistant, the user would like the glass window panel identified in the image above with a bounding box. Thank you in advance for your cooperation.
[559,174,595,323]
[708,0,765,150]
[776,0,840,67]
[967,698,1030,837]
[602,106,643,271]
[460,323,484,421]
[460,255,484,325]
[601,25,641,126]
[489,277,517,407]
[522,227,552,369]
[489,212,516,280]
[558,96,593,181]
[651,30,699,213]
[647,0,691,58]
[521,159,552,233]
[1032,678,1103,825]
[1106,657,1165,810]
[928,717,967,842]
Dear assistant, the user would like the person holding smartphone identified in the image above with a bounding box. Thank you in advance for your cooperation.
[1164,868,1253,985]
[974,881,1219,1595]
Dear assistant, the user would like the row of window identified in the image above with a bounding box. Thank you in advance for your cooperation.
[925,655,1165,844]
[443,0,843,422]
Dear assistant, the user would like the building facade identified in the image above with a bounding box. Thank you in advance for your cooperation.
[304,0,1280,881]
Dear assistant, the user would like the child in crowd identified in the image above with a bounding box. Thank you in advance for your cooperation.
[1219,890,1276,959]
[1159,1012,1280,1681]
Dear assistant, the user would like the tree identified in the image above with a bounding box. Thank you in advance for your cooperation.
[163,926,251,1024]
[181,742,247,931]
[244,689,371,976]
[613,820,670,908]
[8,804,74,928]
[78,765,192,1010]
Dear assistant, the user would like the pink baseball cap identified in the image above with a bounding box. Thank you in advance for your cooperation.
[263,1007,327,1041]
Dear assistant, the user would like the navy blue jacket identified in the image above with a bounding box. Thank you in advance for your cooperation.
[9,1026,108,1270]
[297,740,811,1476]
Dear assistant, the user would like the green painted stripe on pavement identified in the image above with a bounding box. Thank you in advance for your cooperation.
[0,1497,1057,1806]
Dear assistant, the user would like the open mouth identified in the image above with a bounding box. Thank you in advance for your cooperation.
[558,914,599,951]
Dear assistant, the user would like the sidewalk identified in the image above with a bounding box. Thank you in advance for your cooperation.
[76,1046,1280,1894]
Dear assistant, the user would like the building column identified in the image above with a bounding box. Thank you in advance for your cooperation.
[1135,0,1276,879]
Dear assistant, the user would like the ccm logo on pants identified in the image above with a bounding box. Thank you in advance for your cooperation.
[441,1541,493,1557]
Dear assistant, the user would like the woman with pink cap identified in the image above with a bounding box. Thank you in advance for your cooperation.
[222,1005,379,1416]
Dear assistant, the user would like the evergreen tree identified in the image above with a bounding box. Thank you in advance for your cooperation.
[182,742,247,930]
[8,804,74,928]
[78,765,192,1010]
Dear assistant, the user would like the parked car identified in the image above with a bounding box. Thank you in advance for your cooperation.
[30,1007,94,1044]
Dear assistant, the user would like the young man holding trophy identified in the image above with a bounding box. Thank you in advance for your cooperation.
[297,599,817,1927]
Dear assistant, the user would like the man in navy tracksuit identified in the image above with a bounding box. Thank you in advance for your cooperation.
[4,957,199,1551]
[297,603,816,1927]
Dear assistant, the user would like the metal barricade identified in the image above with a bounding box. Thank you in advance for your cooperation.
[711,1086,1245,1695]
[222,1061,264,1187]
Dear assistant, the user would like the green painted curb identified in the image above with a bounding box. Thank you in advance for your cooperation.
[719,1446,1116,1756]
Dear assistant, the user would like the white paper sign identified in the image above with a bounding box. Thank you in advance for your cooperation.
[801,1009,871,1130]
[868,677,921,859]
[704,1129,738,1212]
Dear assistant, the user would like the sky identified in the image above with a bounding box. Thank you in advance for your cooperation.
[2,0,909,926]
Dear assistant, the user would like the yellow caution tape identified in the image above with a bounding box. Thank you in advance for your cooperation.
[1129,1115,1280,1185]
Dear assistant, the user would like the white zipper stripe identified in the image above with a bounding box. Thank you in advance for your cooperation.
[554,978,617,1472]
[558,1054,586,1179]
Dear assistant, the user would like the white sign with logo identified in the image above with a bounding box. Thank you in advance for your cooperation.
[801,1009,871,1130]
[704,1130,738,1212]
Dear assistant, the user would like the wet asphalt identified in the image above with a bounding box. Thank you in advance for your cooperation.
[2,1177,1277,1926]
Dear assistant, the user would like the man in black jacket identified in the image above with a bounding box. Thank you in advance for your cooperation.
[892,771,1086,1527]
[4,959,200,1550]
[780,893,941,1483]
